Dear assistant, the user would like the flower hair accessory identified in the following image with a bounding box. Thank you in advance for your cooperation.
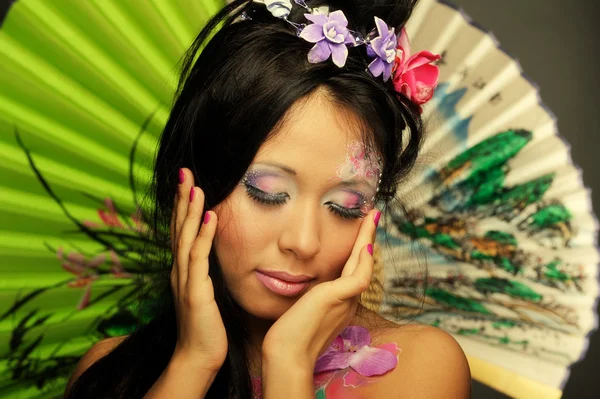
[392,27,441,106]
[299,10,355,67]
[250,0,442,109]
[365,17,397,82]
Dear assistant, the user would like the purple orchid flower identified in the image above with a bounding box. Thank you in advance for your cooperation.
[315,325,398,376]
[299,10,356,67]
[366,17,397,82]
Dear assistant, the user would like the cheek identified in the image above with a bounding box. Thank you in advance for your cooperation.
[213,198,244,282]
[320,227,359,279]
[213,191,272,278]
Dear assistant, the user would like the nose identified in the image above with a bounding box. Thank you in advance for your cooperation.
[278,200,321,260]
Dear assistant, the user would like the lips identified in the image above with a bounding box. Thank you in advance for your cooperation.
[257,269,314,283]
[255,270,314,297]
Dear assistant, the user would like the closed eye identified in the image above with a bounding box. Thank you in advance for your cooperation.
[243,182,366,220]
[325,202,366,219]
[244,183,289,205]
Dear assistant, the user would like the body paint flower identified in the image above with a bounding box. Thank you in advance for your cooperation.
[251,327,400,398]
[392,27,441,106]
[366,17,397,82]
[332,141,381,186]
[315,325,398,376]
[299,10,355,67]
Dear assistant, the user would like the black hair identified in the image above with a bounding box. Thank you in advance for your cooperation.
[66,0,426,398]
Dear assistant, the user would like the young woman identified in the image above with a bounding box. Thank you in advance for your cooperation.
[65,0,471,397]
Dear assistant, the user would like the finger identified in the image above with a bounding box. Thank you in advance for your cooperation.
[352,243,375,281]
[170,191,178,290]
[177,186,205,291]
[188,210,218,288]
[171,168,192,254]
[170,191,179,257]
[341,209,380,277]
[337,244,374,301]
[170,168,188,293]
[175,169,195,251]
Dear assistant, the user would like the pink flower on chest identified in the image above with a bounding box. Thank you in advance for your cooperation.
[314,325,398,376]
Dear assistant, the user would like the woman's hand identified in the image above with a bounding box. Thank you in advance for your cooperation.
[170,168,227,373]
[261,208,380,370]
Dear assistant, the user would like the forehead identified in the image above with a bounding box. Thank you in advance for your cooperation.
[255,92,370,173]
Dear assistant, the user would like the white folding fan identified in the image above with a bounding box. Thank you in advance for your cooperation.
[367,1,599,398]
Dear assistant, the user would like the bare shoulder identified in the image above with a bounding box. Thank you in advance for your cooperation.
[350,308,470,398]
[368,322,472,398]
[65,335,129,396]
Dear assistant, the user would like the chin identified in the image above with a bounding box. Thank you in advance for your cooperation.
[247,295,298,320]
[246,307,287,321]
[228,275,315,321]
[237,288,301,321]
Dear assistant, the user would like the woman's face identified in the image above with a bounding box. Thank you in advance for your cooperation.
[213,91,381,321]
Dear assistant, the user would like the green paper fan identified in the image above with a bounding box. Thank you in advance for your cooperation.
[0,0,225,397]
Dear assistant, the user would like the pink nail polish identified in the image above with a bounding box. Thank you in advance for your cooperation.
[189,187,195,202]
[367,243,373,255]
[179,169,185,184]
[204,212,211,224]
[374,211,381,227]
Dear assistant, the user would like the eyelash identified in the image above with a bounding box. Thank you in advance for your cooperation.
[243,182,366,220]
[244,184,289,205]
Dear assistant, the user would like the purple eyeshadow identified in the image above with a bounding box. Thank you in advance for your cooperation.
[243,170,284,193]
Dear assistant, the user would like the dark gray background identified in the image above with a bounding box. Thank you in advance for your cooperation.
[1,0,598,397]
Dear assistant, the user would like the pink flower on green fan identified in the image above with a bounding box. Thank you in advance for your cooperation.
[57,247,133,309]
[98,197,123,228]
[57,250,102,279]
[108,249,133,279]
[392,27,441,107]
[83,197,148,234]
[57,247,102,309]
[299,10,356,67]
[315,325,398,376]
[83,197,122,228]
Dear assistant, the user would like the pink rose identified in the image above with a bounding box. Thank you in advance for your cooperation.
[392,28,442,109]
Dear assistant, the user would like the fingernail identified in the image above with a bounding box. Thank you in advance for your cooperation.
[204,212,211,224]
[179,169,185,184]
[367,243,373,256]
[189,187,195,202]
[374,211,381,227]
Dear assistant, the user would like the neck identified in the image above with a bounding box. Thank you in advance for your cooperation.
[245,313,276,378]
[243,304,376,378]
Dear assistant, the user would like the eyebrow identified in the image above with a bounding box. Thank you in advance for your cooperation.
[257,161,297,176]
[254,161,377,189]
